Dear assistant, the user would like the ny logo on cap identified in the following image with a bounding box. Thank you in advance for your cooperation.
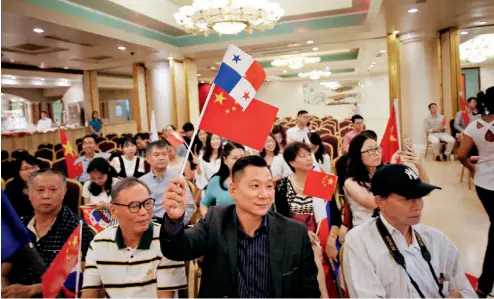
[405,168,419,180]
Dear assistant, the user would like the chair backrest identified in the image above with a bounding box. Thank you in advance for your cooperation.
[95,136,106,143]
[38,143,54,150]
[340,126,352,138]
[321,134,339,158]
[35,149,55,161]
[75,138,83,144]
[2,150,9,161]
[106,133,118,140]
[144,159,151,173]
[322,142,335,160]
[64,179,83,216]
[77,143,83,154]
[1,160,15,181]
[339,121,352,129]
[1,178,4,190]
[98,141,117,153]
[54,143,63,152]
[52,158,68,177]
[36,157,53,169]
[11,150,29,161]
[55,149,65,160]
[449,119,458,137]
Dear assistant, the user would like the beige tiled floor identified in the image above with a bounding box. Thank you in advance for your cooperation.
[420,159,490,277]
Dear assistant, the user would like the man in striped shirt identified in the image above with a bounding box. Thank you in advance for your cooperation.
[81,178,186,298]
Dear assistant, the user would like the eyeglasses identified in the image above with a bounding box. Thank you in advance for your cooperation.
[112,198,155,213]
[20,166,39,172]
[361,146,383,155]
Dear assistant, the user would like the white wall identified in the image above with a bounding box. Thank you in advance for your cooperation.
[480,65,494,91]
[257,75,390,139]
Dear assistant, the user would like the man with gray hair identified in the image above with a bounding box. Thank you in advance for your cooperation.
[81,178,186,298]
[1,169,94,298]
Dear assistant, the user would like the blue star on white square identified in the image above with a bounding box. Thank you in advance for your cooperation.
[232,54,241,64]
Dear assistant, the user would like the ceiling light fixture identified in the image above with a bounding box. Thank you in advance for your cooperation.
[320,81,341,90]
[167,56,174,60]
[271,56,321,70]
[2,79,17,85]
[283,70,288,73]
[380,50,386,54]
[210,66,216,70]
[64,66,69,69]
[117,46,126,51]
[200,80,205,84]
[460,33,494,63]
[33,28,44,33]
[56,79,71,86]
[306,40,314,44]
[298,70,331,80]
[174,0,284,36]
[478,21,487,25]
[408,8,418,13]
[312,47,319,51]
[460,31,469,35]
[32,80,44,86]
[197,74,202,76]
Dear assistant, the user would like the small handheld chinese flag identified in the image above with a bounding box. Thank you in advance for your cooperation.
[59,128,83,178]
[381,102,400,164]
[166,132,185,149]
[303,170,337,201]
[42,224,82,298]
[460,96,471,125]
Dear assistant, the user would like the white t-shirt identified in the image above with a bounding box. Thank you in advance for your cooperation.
[195,156,221,190]
[344,178,374,227]
[111,156,144,178]
[286,126,310,143]
[37,118,52,130]
[270,155,293,179]
[464,118,494,191]
[82,178,121,205]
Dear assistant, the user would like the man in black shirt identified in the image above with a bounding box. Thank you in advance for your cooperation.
[1,169,94,298]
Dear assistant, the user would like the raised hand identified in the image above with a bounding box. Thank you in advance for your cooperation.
[163,178,188,220]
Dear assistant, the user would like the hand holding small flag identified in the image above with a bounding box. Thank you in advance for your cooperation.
[303,170,337,201]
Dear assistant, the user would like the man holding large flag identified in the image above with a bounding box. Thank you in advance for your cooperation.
[1,169,94,298]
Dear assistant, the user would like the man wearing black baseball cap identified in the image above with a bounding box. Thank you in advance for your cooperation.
[342,164,476,298]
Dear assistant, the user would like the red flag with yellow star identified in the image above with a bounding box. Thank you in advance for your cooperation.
[303,170,337,201]
[42,224,82,298]
[380,102,400,164]
[59,127,83,178]
[199,85,278,151]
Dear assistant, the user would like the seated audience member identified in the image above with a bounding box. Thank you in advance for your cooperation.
[200,142,245,216]
[286,110,310,144]
[194,133,222,190]
[81,178,186,298]
[166,143,191,178]
[182,122,194,144]
[162,125,187,157]
[343,164,476,298]
[139,141,195,224]
[454,97,481,135]
[424,103,455,161]
[111,137,145,178]
[160,156,321,298]
[193,129,207,156]
[2,169,94,298]
[309,133,332,174]
[75,135,111,183]
[83,158,119,207]
[261,133,292,181]
[5,155,40,218]
[275,142,341,254]
[271,124,288,153]
[342,114,365,154]
[36,111,52,131]
[135,133,150,157]
[344,134,428,227]
[457,87,494,298]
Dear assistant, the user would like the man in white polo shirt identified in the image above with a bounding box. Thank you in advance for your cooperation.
[343,164,476,298]
[81,178,186,298]
[286,110,310,144]
[36,111,52,131]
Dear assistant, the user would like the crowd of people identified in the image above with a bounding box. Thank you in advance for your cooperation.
[1,88,493,298]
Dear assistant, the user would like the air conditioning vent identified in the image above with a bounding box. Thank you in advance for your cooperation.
[416,0,426,3]
[13,43,49,51]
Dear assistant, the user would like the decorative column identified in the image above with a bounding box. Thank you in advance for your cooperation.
[387,32,403,140]
[440,28,462,120]
[399,32,441,151]
[82,70,99,124]
[145,53,174,131]
[132,63,149,132]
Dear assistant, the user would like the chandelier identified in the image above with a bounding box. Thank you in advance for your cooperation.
[460,34,494,63]
[298,70,332,80]
[271,56,320,70]
[320,81,341,90]
[174,0,284,36]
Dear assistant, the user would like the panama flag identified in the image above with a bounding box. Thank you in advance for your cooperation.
[81,207,110,233]
[213,45,266,110]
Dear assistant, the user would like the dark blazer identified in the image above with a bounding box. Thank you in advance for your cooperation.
[160,205,320,298]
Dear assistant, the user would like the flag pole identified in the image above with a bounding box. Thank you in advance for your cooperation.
[74,220,83,298]
[178,83,217,177]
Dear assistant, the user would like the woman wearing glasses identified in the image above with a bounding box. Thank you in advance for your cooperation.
[199,142,245,217]
[5,154,40,217]
[344,134,428,227]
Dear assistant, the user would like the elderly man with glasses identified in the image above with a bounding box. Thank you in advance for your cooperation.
[81,178,187,298]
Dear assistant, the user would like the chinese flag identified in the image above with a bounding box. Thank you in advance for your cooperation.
[303,170,337,201]
[166,132,185,149]
[199,85,278,151]
[380,106,400,164]
[460,96,471,125]
[59,128,83,179]
[42,224,81,298]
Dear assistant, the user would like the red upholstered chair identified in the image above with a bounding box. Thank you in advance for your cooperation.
[144,160,151,173]
[2,150,9,162]
[35,149,55,161]
[321,134,340,159]
[1,160,15,181]
[54,143,63,152]
[106,133,118,140]
[95,136,106,144]
[55,150,65,160]
[36,158,52,169]
[77,143,83,154]
[38,143,54,150]
[98,140,117,153]
[11,150,29,161]
[52,158,68,177]
[287,122,296,128]
[340,126,352,139]
[64,179,83,216]
[339,121,351,130]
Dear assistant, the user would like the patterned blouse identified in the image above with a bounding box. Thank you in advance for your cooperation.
[274,176,313,216]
